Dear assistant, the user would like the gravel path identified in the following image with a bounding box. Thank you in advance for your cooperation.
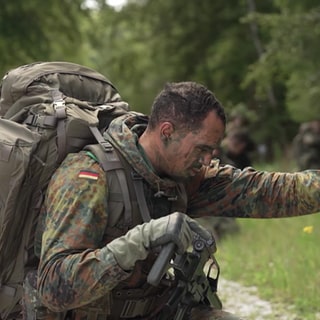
[218,277,320,320]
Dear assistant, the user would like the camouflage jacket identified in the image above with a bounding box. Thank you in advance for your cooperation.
[36,113,320,314]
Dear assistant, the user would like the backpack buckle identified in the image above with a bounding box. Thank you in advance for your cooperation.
[99,141,113,152]
[25,114,41,126]
[30,114,39,126]
[53,100,67,119]
[131,171,142,180]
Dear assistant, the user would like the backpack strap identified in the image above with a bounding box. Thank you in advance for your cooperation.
[25,88,102,166]
[23,88,66,128]
[51,89,68,163]
[86,143,133,227]
[87,128,152,225]
[130,171,151,222]
[104,145,152,223]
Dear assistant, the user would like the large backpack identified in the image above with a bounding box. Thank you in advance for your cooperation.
[0,61,131,318]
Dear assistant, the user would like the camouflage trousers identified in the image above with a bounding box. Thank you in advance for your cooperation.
[22,271,243,320]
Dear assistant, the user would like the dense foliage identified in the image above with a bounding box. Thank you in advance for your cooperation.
[1,0,320,159]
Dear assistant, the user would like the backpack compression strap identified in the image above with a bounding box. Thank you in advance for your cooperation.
[23,89,68,164]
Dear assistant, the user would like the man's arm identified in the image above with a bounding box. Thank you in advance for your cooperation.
[37,152,130,311]
[188,163,320,219]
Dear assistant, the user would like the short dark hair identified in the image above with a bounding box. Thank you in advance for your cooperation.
[148,82,226,131]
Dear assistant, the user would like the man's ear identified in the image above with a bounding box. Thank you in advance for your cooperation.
[160,121,174,140]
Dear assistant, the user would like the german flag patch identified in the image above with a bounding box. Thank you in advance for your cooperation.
[78,170,99,180]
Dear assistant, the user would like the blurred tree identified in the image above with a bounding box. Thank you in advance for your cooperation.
[2,0,320,161]
[92,0,268,113]
[91,0,291,160]
[139,0,258,106]
[0,0,92,77]
[243,0,320,123]
[88,1,161,112]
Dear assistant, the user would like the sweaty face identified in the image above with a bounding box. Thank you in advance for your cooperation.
[163,111,225,181]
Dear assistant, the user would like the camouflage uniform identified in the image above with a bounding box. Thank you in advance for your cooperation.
[24,113,320,319]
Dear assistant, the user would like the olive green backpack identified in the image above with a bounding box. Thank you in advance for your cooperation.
[0,61,130,318]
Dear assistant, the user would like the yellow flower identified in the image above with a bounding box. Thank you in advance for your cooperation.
[303,226,314,234]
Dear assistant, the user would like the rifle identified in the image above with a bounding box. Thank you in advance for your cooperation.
[147,233,223,320]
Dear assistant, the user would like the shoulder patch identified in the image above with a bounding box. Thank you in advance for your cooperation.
[78,170,99,180]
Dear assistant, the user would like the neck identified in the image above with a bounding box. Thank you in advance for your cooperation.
[139,129,164,175]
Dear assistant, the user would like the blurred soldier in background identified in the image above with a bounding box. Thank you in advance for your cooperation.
[292,120,320,170]
[199,114,256,240]
[219,128,255,169]
[226,109,251,135]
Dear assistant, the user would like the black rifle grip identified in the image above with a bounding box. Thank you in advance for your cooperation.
[147,242,176,287]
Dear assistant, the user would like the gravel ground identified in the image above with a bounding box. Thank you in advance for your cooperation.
[217,277,320,320]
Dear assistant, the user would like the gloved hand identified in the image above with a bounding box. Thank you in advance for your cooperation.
[106,211,212,270]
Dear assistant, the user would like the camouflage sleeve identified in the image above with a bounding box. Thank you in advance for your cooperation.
[37,151,130,312]
[187,161,320,219]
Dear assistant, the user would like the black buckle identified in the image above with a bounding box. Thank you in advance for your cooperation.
[99,141,113,152]
[26,114,39,126]
[131,170,142,180]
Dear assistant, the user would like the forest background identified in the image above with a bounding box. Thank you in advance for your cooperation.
[2,0,320,163]
[1,0,320,318]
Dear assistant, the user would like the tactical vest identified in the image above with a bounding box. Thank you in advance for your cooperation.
[23,141,188,320]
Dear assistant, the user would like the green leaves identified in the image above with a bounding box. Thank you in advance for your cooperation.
[2,0,320,158]
[0,0,91,76]
[243,3,320,123]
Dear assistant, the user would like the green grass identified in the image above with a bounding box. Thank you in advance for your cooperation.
[216,214,320,318]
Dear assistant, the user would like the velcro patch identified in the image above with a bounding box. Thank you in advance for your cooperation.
[78,170,99,180]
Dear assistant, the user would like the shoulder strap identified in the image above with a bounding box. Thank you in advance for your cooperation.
[87,129,151,224]
[130,171,151,222]
[86,143,133,227]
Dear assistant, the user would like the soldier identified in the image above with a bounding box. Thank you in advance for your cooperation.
[220,129,255,169]
[202,129,255,240]
[292,120,320,170]
[24,82,320,320]
[225,108,251,136]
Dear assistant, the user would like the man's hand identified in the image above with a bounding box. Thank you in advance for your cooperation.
[106,212,212,270]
